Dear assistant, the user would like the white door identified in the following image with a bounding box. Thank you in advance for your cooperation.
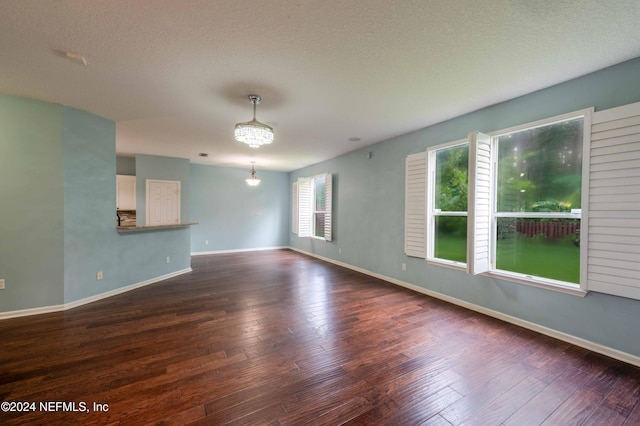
[146,180,180,225]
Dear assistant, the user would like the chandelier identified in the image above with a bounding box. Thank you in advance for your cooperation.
[245,162,261,187]
[234,95,274,148]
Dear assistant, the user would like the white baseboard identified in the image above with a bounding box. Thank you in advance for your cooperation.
[0,268,192,320]
[0,303,67,320]
[191,246,288,256]
[289,247,640,368]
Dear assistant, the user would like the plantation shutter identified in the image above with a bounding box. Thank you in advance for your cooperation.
[292,181,299,234]
[297,178,312,238]
[405,152,427,258]
[588,101,640,300]
[467,131,492,275]
[324,173,333,241]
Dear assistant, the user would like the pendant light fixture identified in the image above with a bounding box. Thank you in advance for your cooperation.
[234,95,274,148]
[245,162,261,187]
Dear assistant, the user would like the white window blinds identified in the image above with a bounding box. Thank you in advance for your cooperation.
[324,173,333,242]
[297,178,312,238]
[467,132,492,275]
[291,181,299,234]
[405,152,427,258]
[292,174,332,241]
[588,101,640,299]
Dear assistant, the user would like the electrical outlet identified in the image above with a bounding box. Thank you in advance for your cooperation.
[166,256,171,264]
[205,240,209,245]
[0,279,5,289]
[96,271,103,280]
[402,263,407,271]
[338,247,342,254]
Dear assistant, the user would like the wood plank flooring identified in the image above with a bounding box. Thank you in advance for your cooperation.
[1,249,640,425]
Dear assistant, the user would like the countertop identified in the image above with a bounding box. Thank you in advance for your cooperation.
[117,222,198,233]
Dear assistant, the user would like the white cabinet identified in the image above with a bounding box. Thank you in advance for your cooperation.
[116,175,136,210]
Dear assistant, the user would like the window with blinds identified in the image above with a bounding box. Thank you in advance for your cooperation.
[292,173,333,241]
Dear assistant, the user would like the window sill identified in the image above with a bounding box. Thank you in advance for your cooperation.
[425,258,587,297]
[426,258,467,272]
[486,270,587,297]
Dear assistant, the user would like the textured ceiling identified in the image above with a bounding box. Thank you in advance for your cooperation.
[1,0,640,171]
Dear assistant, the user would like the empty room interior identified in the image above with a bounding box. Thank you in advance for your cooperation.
[2,1,640,425]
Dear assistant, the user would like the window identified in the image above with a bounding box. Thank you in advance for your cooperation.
[468,110,591,289]
[427,141,469,265]
[406,102,640,299]
[313,174,328,238]
[292,173,332,241]
[492,116,584,285]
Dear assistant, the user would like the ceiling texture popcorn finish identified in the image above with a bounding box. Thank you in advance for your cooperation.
[1,0,639,171]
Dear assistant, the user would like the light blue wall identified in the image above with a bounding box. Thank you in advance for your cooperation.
[290,57,640,357]
[190,164,290,253]
[116,156,136,175]
[0,95,65,311]
[62,107,119,303]
[0,94,192,311]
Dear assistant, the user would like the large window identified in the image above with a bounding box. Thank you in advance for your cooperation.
[407,102,640,299]
[406,109,590,291]
[427,141,469,265]
[493,116,584,284]
[292,173,333,241]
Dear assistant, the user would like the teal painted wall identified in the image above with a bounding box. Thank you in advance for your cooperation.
[135,154,190,226]
[0,95,65,311]
[0,95,192,311]
[189,164,290,252]
[62,107,119,303]
[116,156,136,175]
[290,57,640,357]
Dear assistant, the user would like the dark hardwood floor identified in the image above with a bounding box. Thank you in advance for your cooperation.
[1,249,640,425]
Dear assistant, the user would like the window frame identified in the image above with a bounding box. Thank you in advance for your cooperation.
[406,102,640,300]
[292,173,333,242]
[312,174,327,239]
[426,139,469,269]
[479,108,593,294]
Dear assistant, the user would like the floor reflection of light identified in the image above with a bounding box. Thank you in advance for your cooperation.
[293,270,344,374]
[306,273,330,331]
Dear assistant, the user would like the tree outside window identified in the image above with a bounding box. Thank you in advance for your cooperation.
[494,117,583,284]
[429,142,469,264]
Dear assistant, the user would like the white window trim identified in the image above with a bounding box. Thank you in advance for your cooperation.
[426,139,468,270]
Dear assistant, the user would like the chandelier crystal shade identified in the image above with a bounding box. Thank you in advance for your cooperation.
[234,95,274,148]
[245,162,261,187]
